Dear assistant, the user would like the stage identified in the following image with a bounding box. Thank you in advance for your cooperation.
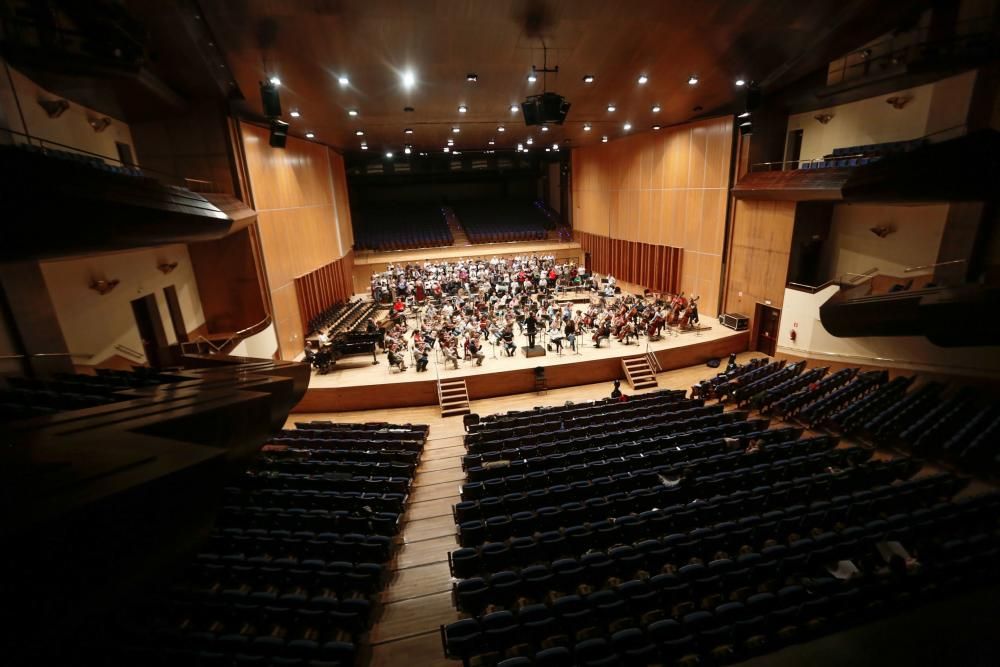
[294,315,749,412]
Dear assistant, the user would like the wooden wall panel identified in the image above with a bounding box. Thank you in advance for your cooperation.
[723,199,796,322]
[572,116,733,316]
[294,250,355,331]
[241,122,354,359]
[576,231,682,294]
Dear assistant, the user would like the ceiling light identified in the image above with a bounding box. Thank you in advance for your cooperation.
[453,151,461,155]
[688,74,699,85]
[401,70,416,88]
[583,123,592,131]
[623,122,632,131]
[637,74,648,85]
[651,104,661,113]
[517,143,524,151]
[467,73,478,82]
[355,130,364,136]
[385,151,393,158]
[526,137,533,145]
[652,125,662,130]
[268,76,281,86]
[738,111,751,118]
[523,148,529,153]
[452,127,460,133]
[404,127,414,134]
[541,126,549,132]
[601,135,608,143]
[447,138,454,145]
[444,147,450,153]
[289,110,301,118]
[488,139,495,145]
[545,148,551,152]
[305,132,315,139]
[607,104,616,112]
[527,72,537,83]
[338,75,349,86]
[735,78,746,87]
[497,126,505,132]
[582,74,595,83]
[347,109,358,117]
[458,105,468,113]
[510,104,519,113]
[552,143,559,150]
[404,146,411,154]
[361,144,368,150]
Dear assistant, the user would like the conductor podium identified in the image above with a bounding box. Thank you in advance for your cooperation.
[522,345,546,358]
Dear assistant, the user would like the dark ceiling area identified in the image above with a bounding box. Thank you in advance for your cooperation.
[124,0,929,155]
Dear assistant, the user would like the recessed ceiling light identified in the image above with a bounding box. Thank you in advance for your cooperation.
[453,151,461,155]
[527,72,537,83]
[601,135,608,143]
[488,139,495,145]
[523,148,529,153]
[541,126,549,132]
[404,128,414,134]
[458,105,468,113]
[355,130,364,136]
[305,132,315,139]
[401,70,416,88]
[347,109,358,117]
[268,76,281,86]
[651,104,661,113]
[289,110,301,118]
[452,127,460,134]
[637,74,648,85]
[447,138,454,145]
[738,111,751,118]
[607,104,616,112]
[404,146,412,154]
[467,73,478,82]
[688,74,699,85]
[444,147,450,153]
[360,145,368,150]
[510,104,519,113]
[385,151,393,158]
[583,123,592,131]
[735,78,746,87]
[652,125,662,130]
[552,143,559,150]
[497,126,506,132]
[517,143,524,151]
[582,74,595,83]
[338,75,349,86]
[623,122,632,131]
[545,148,551,152]
[526,137,533,145]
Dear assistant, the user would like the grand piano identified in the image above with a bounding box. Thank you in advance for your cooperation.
[330,331,383,365]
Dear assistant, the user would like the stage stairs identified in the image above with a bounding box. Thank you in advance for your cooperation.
[622,354,659,390]
[438,377,471,417]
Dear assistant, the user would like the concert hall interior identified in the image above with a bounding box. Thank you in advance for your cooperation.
[2,1,1000,666]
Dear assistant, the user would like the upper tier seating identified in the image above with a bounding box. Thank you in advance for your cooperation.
[800,138,927,169]
[454,201,553,243]
[352,204,453,251]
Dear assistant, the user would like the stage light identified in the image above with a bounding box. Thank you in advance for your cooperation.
[583,123,592,131]
[735,78,746,87]
[545,148,551,152]
[444,146,450,153]
[355,130,364,136]
[517,143,524,151]
[385,151,393,158]
[360,143,368,150]
[348,109,358,116]
[607,104,616,112]
[458,105,468,113]
[289,110,301,118]
[467,73,478,82]
[541,126,549,132]
[652,125,661,130]
[404,146,411,154]
[452,127,461,134]
[497,126,505,132]
[738,110,751,118]
[305,132,315,138]
[552,143,558,150]
[637,74,648,85]
[527,71,537,83]
[623,122,632,131]
[688,74,699,85]
[488,139,495,145]
[338,75,349,85]
[526,137,533,145]
[401,70,416,88]
[447,138,454,145]
[404,128,413,135]
[269,76,281,86]
[510,104,519,113]
[582,74,595,83]
[651,104,661,113]
[601,135,608,143]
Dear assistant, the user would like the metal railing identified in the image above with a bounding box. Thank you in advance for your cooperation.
[180,316,273,356]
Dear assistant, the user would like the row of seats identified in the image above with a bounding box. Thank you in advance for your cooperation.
[352,204,453,251]
[776,370,884,423]
[455,201,552,243]
[307,301,355,337]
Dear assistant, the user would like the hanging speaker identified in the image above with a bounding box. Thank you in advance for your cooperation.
[260,81,281,118]
[745,83,761,113]
[269,119,289,148]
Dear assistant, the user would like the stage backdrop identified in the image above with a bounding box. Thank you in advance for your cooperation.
[572,116,733,314]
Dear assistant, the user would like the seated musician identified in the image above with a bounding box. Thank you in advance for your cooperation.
[593,319,612,348]
[317,329,331,347]
[546,322,564,352]
[387,347,407,372]
[466,336,485,366]
[617,319,637,345]
[564,317,577,351]
[415,344,429,372]
[443,340,460,369]
[501,326,517,357]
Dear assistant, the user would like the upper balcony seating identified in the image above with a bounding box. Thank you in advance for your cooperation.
[352,204,453,251]
[800,138,928,170]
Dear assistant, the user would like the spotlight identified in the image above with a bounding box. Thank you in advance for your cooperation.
[541,126,549,132]
[637,74,648,85]
[458,105,468,113]
[305,132,315,139]
[688,74,699,85]
[402,70,416,88]
[361,143,368,150]
[545,148,551,152]
[89,116,112,132]
[447,138,454,146]
[385,151,393,158]
[517,143,524,151]
[347,109,358,117]
[552,143,559,150]
[651,104,661,113]
[289,110,301,118]
[738,111,750,119]
[497,126,506,132]
[607,104,616,112]
[404,128,413,134]
[467,73,478,82]
[526,137,533,145]
[404,146,412,154]
[510,104,519,113]
[488,139,495,145]
[623,122,632,131]
[338,75,349,85]
[355,130,364,136]
[652,125,662,130]
[452,127,461,133]
[268,76,281,86]
[582,74,595,83]
[583,123,592,131]
[444,146,450,153]
[735,78,746,87]
[601,135,608,143]
[527,71,537,83]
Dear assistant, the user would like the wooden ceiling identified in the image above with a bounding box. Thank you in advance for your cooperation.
[184,0,925,156]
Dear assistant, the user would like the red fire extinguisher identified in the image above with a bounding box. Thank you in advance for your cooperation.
[789,329,797,343]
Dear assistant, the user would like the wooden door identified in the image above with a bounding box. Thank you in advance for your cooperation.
[754,303,781,356]
[130,294,169,368]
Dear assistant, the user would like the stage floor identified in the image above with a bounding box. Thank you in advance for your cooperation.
[307,315,739,389]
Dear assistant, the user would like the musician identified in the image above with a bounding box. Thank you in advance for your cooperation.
[546,322,564,353]
[415,345,429,372]
[564,317,577,352]
[387,348,407,372]
[593,319,612,348]
[525,311,539,348]
[466,337,485,366]
[501,327,517,357]
[443,340,460,369]
[317,329,331,347]
[688,297,700,325]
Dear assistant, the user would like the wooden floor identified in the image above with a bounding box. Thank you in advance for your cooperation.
[286,353,996,667]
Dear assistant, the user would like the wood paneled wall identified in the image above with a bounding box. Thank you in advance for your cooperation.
[294,252,355,331]
[240,122,354,359]
[723,200,796,319]
[576,231,682,294]
[572,116,733,315]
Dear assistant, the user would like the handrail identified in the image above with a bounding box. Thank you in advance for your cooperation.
[114,344,145,360]
[180,316,273,356]
[904,259,965,273]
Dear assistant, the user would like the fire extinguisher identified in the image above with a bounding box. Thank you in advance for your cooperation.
[789,329,797,343]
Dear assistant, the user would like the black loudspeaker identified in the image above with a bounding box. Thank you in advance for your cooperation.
[269,119,288,148]
[521,92,571,126]
[745,84,761,113]
[739,121,753,136]
[260,81,281,118]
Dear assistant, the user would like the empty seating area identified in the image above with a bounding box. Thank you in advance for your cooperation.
[14,142,146,179]
[115,421,427,667]
[0,369,182,423]
[441,359,1000,667]
[799,138,927,169]
[308,300,379,337]
[454,201,553,243]
[352,204,453,251]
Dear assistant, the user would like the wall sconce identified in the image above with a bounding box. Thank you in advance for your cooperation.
[814,113,834,125]
[38,98,70,118]
[157,261,179,274]
[870,224,896,238]
[89,116,112,132]
[89,278,120,295]
[886,95,911,109]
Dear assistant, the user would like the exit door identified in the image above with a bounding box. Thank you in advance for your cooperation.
[131,294,169,368]
[754,303,781,356]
